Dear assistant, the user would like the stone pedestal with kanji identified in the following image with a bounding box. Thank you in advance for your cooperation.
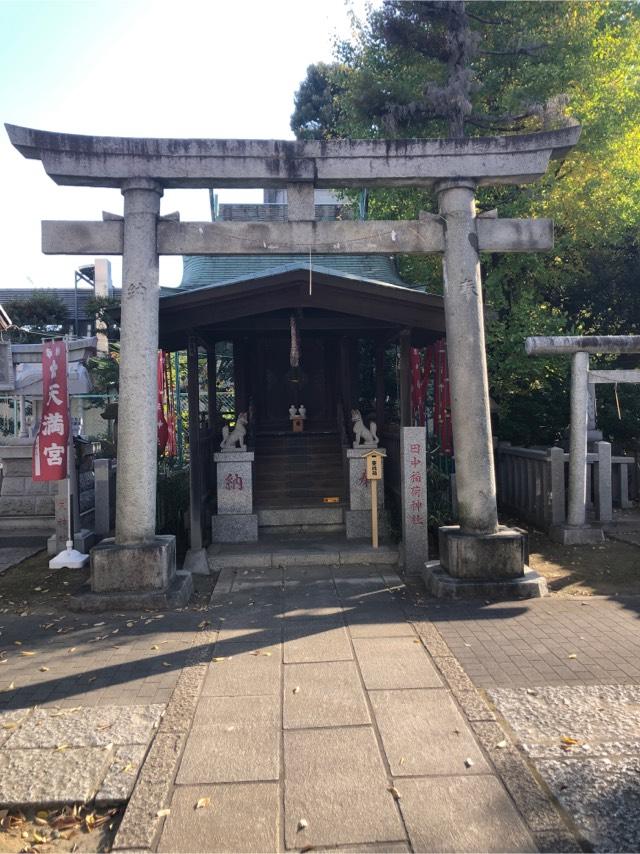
[345,448,388,540]
[212,451,258,543]
[400,428,429,576]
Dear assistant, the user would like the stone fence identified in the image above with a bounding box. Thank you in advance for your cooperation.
[48,450,116,555]
[496,442,634,532]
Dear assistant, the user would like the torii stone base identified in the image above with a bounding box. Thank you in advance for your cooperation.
[422,525,548,599]
[69,535,193,612]
[549,524,605,546]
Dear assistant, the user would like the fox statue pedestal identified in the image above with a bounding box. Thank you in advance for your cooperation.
[211,451,258,543]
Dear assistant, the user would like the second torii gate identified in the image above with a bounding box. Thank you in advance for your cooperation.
[526,335,640,544]
[6,123,580,602]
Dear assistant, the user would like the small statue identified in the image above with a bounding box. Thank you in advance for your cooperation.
[289,404,297,420]
[220,412,248,451]
[299,404,307,420]
[351,409,378,447]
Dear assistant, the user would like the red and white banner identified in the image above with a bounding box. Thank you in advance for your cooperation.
[33,340,69,481]
[157,350,169,454]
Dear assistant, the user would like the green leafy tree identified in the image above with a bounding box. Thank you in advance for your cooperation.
[291,1,640,448]
[6,292,69,342]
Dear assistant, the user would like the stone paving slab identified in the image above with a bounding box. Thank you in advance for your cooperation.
[369,688,490,776]
[345,605,415,637]
[5,703,164,748]
[353,636,443,689]
[95,742,148,805]
[283,661,371,729]
[178,695,280,784]
[488,683,640,850]
[397,775,537,853]
[202,642,281,696]
[158,782,280,853]
[177,720,280,783]
[488,684,640,758]
[0,745,113,806]
[283,726,405,848]
[283,620,353,663]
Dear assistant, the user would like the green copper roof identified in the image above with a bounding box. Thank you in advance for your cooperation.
[179,254,408,290]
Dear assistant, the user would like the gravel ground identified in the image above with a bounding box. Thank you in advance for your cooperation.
[488,685,640,852]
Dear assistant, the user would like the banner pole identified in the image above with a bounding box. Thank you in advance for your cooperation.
[49,337,89,570]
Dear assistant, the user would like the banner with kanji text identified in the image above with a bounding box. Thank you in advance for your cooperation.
[33,340,69,481]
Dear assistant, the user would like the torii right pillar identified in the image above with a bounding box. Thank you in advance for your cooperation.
[424,179,547,599]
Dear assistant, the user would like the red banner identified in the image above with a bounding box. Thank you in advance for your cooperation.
[157,351,169,453]
[33,340,69,481]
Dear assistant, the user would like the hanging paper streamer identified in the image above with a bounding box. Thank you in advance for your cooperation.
[33,340,69,481]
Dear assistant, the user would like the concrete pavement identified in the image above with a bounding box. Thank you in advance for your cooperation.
[114,564,574,853]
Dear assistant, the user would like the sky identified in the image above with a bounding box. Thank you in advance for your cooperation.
[0,0,375,290]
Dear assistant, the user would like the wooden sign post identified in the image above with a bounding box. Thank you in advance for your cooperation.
[364,449,386,548]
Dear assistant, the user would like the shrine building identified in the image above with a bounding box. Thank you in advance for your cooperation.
[158,192,445,555]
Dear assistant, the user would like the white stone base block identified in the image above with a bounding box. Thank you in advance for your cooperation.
[549,524,605,545]
[212,514,258,543]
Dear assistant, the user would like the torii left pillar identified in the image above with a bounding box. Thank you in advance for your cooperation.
[89,179,193,608]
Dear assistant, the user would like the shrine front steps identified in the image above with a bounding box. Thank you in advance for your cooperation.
[206,537,399,571]
[257,505,346,535]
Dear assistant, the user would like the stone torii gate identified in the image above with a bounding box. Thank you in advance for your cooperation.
[526,334,640,545]
[6,123,580,604]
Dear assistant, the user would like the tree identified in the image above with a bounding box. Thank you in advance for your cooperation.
[6,292,69,341]
[291,1,640,448]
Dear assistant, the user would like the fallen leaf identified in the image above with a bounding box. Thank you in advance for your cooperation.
[560,736,579,745]
[195,797,211,810]
[39,667,49,673]
[67,647,77,653]
[151,645,159,650]
[88,676,97,683]
[212,657,226,662]
[13,641,22,645]
[20,651,36,657]
[568,653,577,659]
[496,740,508,749]
[297,818,308,831]
[292,686,300,694]
[121,763,135,774]
[387,786,402,800]
[464,758,474,768]
[56,744,69,752]
[162,661,171,667]
[156,808,171,818]
[2,682,15,692]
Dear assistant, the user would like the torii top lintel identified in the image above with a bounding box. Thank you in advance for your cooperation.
[5,123,580,190]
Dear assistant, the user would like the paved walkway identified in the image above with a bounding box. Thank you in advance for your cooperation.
[416,595,640,852]
[117,564,570,854]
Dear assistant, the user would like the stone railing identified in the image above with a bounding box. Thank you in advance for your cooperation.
[496,442,634,532]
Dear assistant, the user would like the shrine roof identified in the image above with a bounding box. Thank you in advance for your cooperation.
[177,254,407,291]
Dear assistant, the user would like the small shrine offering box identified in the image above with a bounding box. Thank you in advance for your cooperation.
[292,416,304,433]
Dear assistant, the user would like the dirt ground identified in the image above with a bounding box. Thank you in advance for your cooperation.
[528,529,640,597]
[0,552,215,618]
[0,806,122,854]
